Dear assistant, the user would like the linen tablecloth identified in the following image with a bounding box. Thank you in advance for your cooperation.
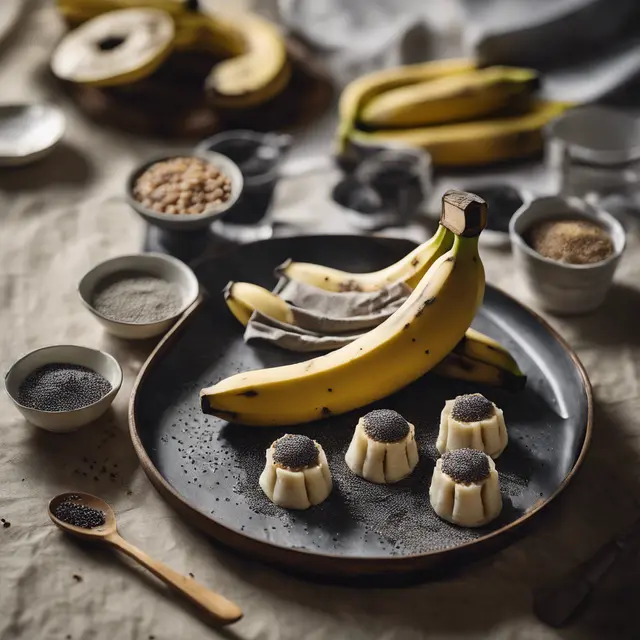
[2,2,640,639]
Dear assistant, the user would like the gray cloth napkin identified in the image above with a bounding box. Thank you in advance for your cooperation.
[244,279,411,352]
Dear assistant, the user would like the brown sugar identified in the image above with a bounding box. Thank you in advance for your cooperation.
[529,218,614,265]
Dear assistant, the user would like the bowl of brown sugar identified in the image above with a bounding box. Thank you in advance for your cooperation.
[509,196,626,315]
[126,152,243,231]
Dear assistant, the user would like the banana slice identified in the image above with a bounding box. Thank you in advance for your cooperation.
[259,434,332,509]
[51,8,175,87]
[430,448,502,527]
[345,410,419,484]
[437,393,508,459]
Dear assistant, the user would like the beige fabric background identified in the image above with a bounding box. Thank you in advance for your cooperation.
[2,2,640,639]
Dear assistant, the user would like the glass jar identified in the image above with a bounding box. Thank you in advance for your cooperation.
[547,105,640,215]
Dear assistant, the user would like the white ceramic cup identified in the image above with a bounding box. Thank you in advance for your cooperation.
[5,345,123,432]
[509,196,626,315]
[126,152,243,232]
[78,253,200,340]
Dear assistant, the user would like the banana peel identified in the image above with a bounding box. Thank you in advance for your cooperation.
[54,0,289,109]
[349,100,574,167]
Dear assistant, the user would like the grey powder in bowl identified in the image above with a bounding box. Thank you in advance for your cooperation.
[91,271,183,324]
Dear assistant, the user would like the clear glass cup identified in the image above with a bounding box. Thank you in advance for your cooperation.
[195,130,293,243]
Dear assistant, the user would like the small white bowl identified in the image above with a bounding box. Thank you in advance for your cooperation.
[126,152,243,231]
[0,103,66,167]
[509,195,626,315]
[78,253,200,340]
[5,345,123,432]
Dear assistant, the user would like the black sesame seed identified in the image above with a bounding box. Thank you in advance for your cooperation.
[53,501,105,529]
[362,409,409,443]
[451,394,494,422]
[17,364,111,412]
[2,521,10,528]
[272,434,319,470]
[441,448,490,484]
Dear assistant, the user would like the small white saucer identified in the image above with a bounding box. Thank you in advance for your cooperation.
[0,103,66,167]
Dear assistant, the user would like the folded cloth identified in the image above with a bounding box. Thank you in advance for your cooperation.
[244,279,411,352]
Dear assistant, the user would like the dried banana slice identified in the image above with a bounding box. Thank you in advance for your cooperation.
[51,8,175,87]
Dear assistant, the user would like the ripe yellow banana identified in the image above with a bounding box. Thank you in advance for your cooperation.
[200,190,487,426]
[224,281,294,327]
[336,58,475,154]
[278,225,453,293]
[223,281,526,390]
[359,66,539,128]
[54,0,289,108]
[350,100,573,167]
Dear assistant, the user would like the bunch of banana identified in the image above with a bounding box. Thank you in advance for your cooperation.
[223,281,525,391]
[338,58,574,167]
[201,190,490,426]
[54,0,289,109]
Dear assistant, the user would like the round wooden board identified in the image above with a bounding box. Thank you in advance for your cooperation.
[129,236,592,584]
[62,38,333,139]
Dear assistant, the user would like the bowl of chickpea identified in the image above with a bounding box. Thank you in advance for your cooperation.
[126,152,243,231]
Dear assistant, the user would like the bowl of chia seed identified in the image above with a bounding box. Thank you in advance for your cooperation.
[4,345,123,432]
[78,253,200,339]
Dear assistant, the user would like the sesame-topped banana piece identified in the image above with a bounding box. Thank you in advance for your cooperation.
[437,393,508,458]
[345,410,419,483]
[430,448,502,527]
[259,434,332,509]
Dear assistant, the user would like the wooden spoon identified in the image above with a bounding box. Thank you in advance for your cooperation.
[48,492,242,625]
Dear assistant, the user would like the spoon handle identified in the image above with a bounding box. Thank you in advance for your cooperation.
[106,533,242,625]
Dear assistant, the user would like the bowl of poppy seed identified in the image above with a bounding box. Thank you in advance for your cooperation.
[78,253,200,339]
[4,345,122,432]
[126,152,243,231]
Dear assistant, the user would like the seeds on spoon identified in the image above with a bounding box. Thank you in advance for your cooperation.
[53,500,105,529]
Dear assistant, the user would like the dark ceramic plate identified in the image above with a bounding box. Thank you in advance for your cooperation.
[130,236,592,583]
